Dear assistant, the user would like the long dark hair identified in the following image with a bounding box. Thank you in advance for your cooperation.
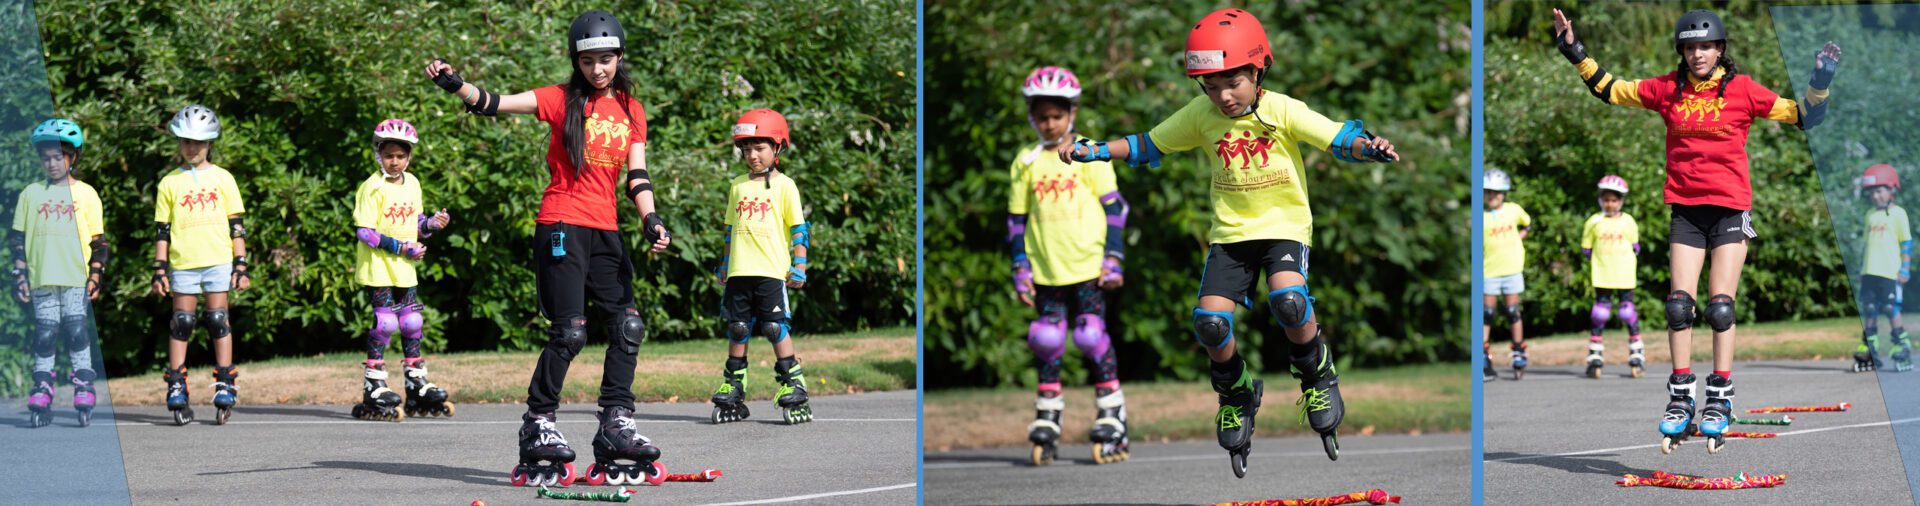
[1672,44,1741,101]
[562,51,640,179]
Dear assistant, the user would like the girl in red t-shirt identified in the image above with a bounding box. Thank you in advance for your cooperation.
[1550,7,1841,454]
[424,10,670,488]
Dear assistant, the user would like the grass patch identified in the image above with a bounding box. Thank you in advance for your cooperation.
[923,362,1469,451]
[1511,317,1861,366]
[107,327,914,406]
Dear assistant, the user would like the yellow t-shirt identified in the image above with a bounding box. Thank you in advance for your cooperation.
[1483,203,1530,278]
[1147,91,1342,245]
[1581,212,1639,289]
[1009,142,1118,286]
[1863,205,1911,280]
[353,172,425,288]
[153,165,244,270]
[725,172,805,280]
[12,181,103,288]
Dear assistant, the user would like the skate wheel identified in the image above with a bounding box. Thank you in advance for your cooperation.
[1322,433,1340,461]
[443,402,456,417]
[1707,438,1725,455]
[583,464,607,486]
[1631,366,1644,379]
[1230,451,1249,479]
[511,466,530,487]
[555,463,578,487]
[1513,369,1524,380]
[215,407,232,425]
[173,408,192,426]
[645,462,666,486]
[78,412,91,428]
[1029,445,1054,466]
[1661,436,1678,454]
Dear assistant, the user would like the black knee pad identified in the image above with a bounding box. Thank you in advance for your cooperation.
[1192,309,1234,349]
[203,309,230,339]
[1665,291,1696,331]
[169,311,198,342]
[725,320,752,344]
[60,315,87,351]
[32,320,58,356]
[1267,286,1312,329]
[1705,294,1736,333]
[757,320,789,344]
[1500,304,1522,327]
[608,310,645,354]
[548,318,588,360]
[1483,304,1495,326]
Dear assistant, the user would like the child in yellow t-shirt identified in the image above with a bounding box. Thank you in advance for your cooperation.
[709,109,814,425]
[1855,164,1911,372]
[1007,66,1131,466]
[1482,169,1529,381]
[350,119,455,421]
[1581,175,1643,379]
[1058,9,1398,469]
[151,104,249,425]
[11,119,106,427]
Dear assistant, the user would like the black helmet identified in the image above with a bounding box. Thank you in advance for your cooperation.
[568,11,625,56]
[1674,9,1726,53]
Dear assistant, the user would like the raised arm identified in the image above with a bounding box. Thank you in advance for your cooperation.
[1553,8,1649,109]
[425,59,538,116]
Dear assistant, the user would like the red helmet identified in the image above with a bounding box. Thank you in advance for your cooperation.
[732,108,790,151]
[1185,9,1272,77]
[1863,163,1900,190]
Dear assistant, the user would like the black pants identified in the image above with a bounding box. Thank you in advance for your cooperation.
[526,222,641,413]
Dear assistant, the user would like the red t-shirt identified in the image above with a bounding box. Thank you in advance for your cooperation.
[533,85,648,230]
[1636,73,1779,211]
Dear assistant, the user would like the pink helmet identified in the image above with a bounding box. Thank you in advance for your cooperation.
[372,118,419,150]
[1021,66,1081,102]
[1597,175,1629,194]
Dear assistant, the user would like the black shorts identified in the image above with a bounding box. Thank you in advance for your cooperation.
[1595,288,1636,305]
[1669,204,1754,249]
[1035,279,1105,323]
[1198,240,1308,308]
[1861,274,1902,309]
[723,276,790,323]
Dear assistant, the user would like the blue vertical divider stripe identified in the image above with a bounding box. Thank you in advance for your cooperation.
[1470,0,1486,504]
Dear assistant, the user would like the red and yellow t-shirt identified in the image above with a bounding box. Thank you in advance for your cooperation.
[1008,141,1119,286]
[1147,91,1343,245]
[533,85,647,231]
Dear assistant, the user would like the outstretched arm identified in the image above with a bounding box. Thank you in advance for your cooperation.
[1768,42,1841,130]
[425,59,538,116]
[1553,8,1649,109]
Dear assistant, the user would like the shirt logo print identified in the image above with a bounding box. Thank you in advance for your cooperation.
[1214,131,1274,170]
[586,111,633,149]
[736,196,773,222]
[180,188,220,211]
[1034,173,1079,202]
[35,200,75,222]
[383,202,417,225]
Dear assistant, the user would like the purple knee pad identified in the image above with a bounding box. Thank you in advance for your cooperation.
[369,308,398,358]
[1590,302,1613,330]
[1619,301,1640,327]
[398,305,425,339]
[1028,318,1068,363]
[1072,314,1111,358]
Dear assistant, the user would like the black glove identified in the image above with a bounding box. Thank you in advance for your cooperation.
[642,213,669,245]
[431,59,465,94]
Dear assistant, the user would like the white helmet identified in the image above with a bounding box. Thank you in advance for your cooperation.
[168,104,221,141]
[1484,169,1512,192]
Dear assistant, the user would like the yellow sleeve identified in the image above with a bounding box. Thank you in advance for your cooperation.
[1765,86,1828,124]
[781,179,805,229]
[1086,160,1118,197]
[1007,157,1029,215]
[724,185,740,228]
[1580,215,1597,249]
[220,172,245,216]
[1280,97,1345,152]
[1146,99,1206,153]
[12,188,26,233]
[153,179,172,224]
[1575,58,1647,109]
[1516,205,1531,228]
[352,180,380,229]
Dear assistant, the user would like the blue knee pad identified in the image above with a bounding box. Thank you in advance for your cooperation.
[1028,317,1068,361]
[1192,308,1235,349]
[1267,285,1313,329]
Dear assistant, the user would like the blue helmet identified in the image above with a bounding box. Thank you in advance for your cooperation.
[30,118,83,150]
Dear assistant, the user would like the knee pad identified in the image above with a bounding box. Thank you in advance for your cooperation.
[203,309,231,339]
[1705,294,1736,333]
[1028,317,1067,361]
[1866,316,1881,336]
[398,306,425,339]
[611,309,646,353]
[1267,285,1313,329]
[1589,302,1613,329]
[32,320,58,356]
[1192,308,1234,349]
[1619,301,1641,327]
[548,318,588,360]
[169,311,198,342]
[756,319,788,345]
[1483,304,1495,327]
[1665,291,1696,331]
[1500,304,1522,327]
[60,315,87,351]
[725,320,752,344]
[370,308,399,343]
[1072,314,1110,358]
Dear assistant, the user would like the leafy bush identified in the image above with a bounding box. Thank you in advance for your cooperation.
[924,0,1472,388]
[1482,2,1852,338]
[19,0,914,376]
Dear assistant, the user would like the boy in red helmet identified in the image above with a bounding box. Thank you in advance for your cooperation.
[1059,8,1398,475]
[1855,163,1910,372]
[709,108,814,425]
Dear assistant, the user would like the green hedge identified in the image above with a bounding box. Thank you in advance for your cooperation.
[19,0,914,377]
[1482,2,1851,338]
[924,0,1471,388]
